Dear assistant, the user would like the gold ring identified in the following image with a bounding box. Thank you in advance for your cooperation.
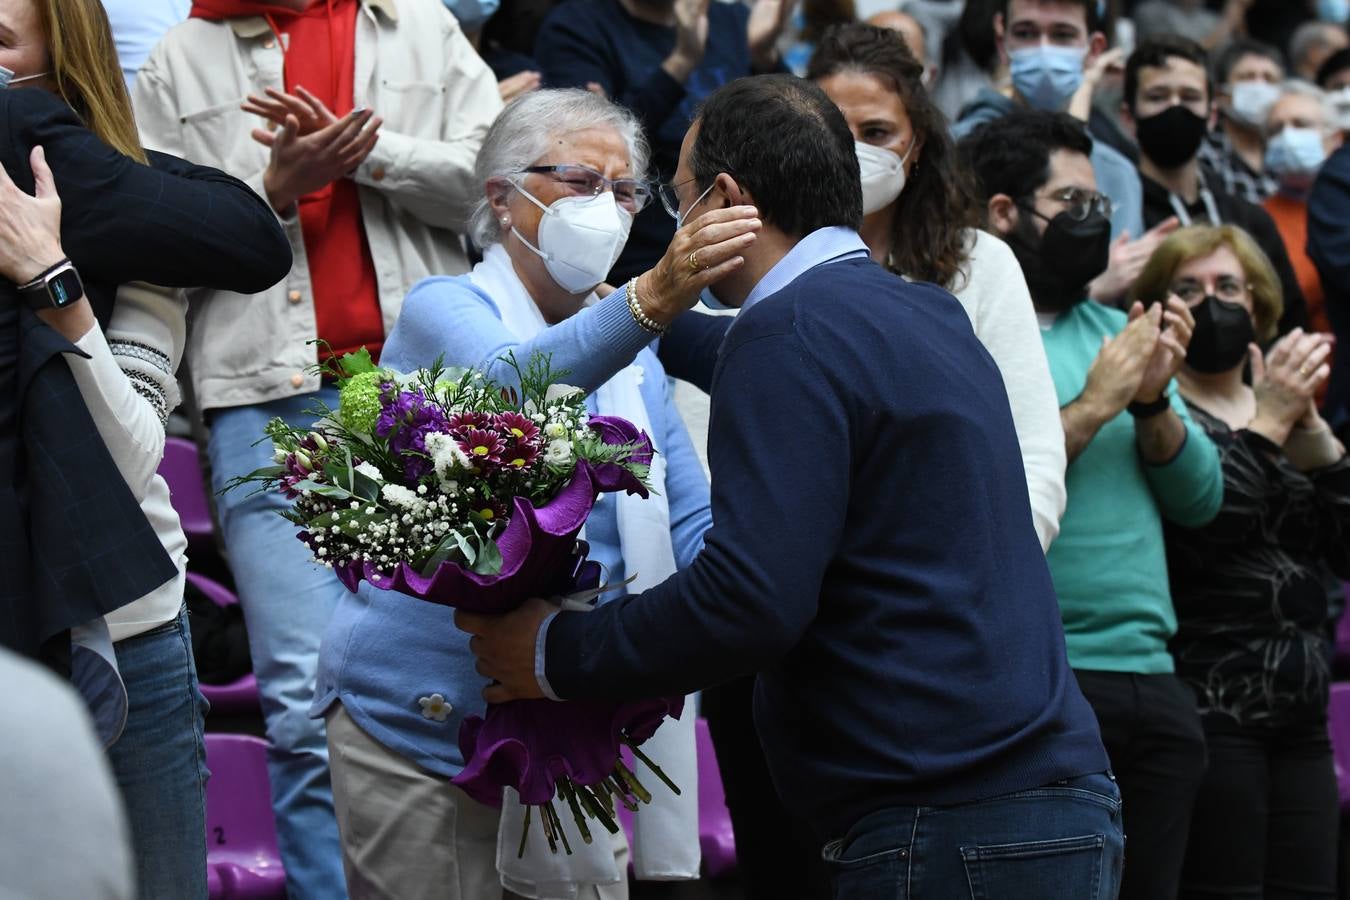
[1300,365,1312,375]
[688,250,702,272]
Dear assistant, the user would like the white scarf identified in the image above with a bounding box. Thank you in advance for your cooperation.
[468,244,701,898]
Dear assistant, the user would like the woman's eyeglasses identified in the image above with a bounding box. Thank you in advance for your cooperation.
[518,164,651,212]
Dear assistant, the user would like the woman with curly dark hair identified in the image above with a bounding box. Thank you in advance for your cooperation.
[809,21,1066,548]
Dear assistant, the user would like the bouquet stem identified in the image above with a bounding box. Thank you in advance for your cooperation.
[515,731,683,855]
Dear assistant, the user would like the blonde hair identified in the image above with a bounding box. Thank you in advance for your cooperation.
[1130,224,1284,342]
[35,0,147,163]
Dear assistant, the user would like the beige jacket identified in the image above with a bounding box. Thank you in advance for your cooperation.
[133,0,502,410]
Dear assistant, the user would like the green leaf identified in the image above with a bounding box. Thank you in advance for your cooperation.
[337,346,378,379]
[293,478,354,500]
[471,536,503,576]
[417,529,475,577]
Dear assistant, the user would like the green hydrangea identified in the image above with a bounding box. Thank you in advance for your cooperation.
[339,370,390,433]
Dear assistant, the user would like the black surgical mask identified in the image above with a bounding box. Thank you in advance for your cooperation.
[1186,294,1255,373]
[1008,208,1112,313]
[1135,105,1209,170]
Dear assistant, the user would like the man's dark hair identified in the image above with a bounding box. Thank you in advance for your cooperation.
[958,110,1094,209]
[1000,0,1104,36]
[1213,38,1285,86]
[1124,34,1210,113]
[1316,47,1350,89]
[689,74,862,236]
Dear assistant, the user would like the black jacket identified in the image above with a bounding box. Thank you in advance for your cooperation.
[0,87,291,665]
[1309,142,1350,437]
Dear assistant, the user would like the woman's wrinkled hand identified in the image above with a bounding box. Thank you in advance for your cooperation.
[635,205,760,324]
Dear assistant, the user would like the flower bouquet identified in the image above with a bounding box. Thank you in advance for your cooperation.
[229,348,683,854]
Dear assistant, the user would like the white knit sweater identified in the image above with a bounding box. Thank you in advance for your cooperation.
[67,284,188,642]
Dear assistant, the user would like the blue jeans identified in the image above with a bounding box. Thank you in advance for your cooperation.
[821,773,1124,900]
[209,388,349,900]
[107,604,210,899]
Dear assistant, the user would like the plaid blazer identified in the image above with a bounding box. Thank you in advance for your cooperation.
[0,87,291,662]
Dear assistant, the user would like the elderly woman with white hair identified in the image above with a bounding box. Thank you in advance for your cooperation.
[311,88,758,900]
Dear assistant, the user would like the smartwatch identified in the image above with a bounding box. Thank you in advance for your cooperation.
[18,258,84,312]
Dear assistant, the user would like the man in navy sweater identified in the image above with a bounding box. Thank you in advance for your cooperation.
[460,74,1120,896]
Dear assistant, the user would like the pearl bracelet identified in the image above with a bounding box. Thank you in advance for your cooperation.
[626,276,667,336]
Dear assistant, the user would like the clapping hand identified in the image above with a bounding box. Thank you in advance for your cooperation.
[746,0,797,71]
[1080,302,1162,420]
[665,0,711,82]
[243,84,341,135]
[0,145,64,286]
[1131,296,1194,404]
[1089,217,1180,303]
[1250,329,1334,445]
[253,106,383,213]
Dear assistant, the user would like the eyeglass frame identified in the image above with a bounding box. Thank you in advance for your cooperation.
[1027,186,1115,223]
[1167,274,1252,304]
[658,176,704,220]
[516,164,653,212]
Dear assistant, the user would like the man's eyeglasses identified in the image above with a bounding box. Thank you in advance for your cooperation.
[1168,275,1250,304]
[1033,187,1114,222]
[518,164,652,212]
[658,177,699,220]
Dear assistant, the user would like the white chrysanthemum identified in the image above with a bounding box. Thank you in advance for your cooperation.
[381,483,420,511]
[543,421,567,439]
[544,439,574,466]
[354,461,383,482]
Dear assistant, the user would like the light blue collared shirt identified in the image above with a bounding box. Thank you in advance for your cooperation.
[737,225,871,318]
[534,225,871,700]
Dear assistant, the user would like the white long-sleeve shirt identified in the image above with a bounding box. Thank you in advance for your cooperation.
[66,284,188,642]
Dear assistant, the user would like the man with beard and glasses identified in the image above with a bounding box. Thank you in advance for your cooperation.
[1123,35,1308,336]
[962,110,1224,900]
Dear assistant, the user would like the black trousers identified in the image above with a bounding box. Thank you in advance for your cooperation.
[701,675,831,900]
[1074,670,1209,900]
[1179,714,1339,899]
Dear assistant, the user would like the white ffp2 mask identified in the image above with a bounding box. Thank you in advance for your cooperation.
[856,141,913,215]
[511,186,634,294]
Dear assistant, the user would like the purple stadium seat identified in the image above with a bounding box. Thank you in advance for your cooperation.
[205,734,287,899]
[188,572,259,717]
[1327,682,1350,813]
[158,436,215,555]
[616,717,738,879]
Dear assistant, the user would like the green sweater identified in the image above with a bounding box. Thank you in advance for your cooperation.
[1041,301,1223,673]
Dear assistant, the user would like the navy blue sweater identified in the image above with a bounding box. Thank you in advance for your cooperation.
[535,0,755,282]
[546,258,1108,838]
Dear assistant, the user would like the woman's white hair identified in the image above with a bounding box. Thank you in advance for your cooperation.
[467,88,650,250]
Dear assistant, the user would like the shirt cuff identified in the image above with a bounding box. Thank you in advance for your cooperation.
[534,610,562,701]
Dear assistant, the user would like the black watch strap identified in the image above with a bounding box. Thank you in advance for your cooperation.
[1127,394,1171,418]
[18,258,82,311]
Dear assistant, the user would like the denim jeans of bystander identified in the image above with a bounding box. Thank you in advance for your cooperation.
[821,772,1124,900]
[209,387,350,900]
[106,604,210,899]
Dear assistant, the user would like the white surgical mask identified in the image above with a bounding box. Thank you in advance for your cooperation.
[1330,87,1350,133]
[1265,127,1327,183]
[1228,80,1281,127]
[856,141,913,215]
[0,64,49,88]
[511,184,633,294]
[675,181,716,230]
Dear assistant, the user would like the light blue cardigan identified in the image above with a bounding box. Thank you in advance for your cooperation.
[310,275,712,777]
